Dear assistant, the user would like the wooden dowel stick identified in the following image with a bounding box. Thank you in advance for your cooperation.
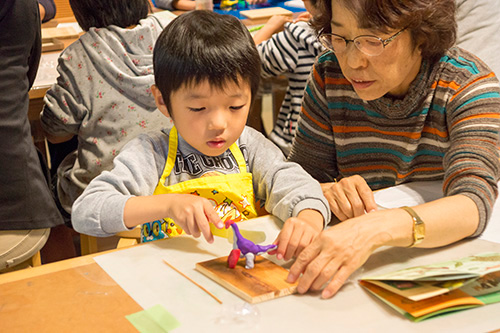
[163,259,222,304]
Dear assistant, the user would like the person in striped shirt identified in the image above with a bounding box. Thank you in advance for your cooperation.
[286,0,500,299]
[254,0,324,155]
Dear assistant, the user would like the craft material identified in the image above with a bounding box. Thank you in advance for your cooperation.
[240,7,293,19]
[248,24,264,33]
[163,259,222,304]
[196,255,297,303]
[225,219,276,269]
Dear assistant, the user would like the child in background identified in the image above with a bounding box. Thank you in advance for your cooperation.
[72,10,330,262]
[253,0,324,156]
[151,0,196,11]
[41,0,175,222]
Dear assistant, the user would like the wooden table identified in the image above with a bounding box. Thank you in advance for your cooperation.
[0,247,142,332]
[2,214,500,332]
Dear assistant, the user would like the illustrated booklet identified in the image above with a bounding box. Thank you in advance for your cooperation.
[359,252,500,321]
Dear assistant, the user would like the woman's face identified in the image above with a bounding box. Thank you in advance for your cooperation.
[330,1,423,100]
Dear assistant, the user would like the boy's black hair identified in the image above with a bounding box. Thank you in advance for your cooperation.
[153,10,261,112]
[69,0,151,31]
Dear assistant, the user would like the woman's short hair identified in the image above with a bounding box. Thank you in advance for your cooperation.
[153,10,261,112]
[69,0,151,31]
[313,0,457,62]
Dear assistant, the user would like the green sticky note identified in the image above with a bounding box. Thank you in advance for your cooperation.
[126,304,180,332]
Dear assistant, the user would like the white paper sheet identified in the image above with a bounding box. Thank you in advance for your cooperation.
[95,215,500,332]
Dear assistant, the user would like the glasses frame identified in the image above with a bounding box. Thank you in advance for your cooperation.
[318,28,406,56]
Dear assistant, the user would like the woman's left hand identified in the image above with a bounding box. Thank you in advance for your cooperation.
[321,175,377,221]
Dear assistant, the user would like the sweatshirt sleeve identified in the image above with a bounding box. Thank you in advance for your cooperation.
[443,60,500,236]
[38,0,56,23]
[40,47,89,137]
[242,127,331,227]
[152,0,176,11]
[72,134,167,237]
[257,22,300,79]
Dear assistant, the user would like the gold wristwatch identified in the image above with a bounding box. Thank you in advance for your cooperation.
[401,206,425,247]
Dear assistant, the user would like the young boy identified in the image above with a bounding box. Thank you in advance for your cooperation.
[72,11,330,261]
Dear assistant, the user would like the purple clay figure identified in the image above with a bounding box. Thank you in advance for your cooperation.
[225,219,277,269]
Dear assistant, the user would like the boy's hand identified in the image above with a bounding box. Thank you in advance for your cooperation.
[165,194,223,243]
[270,209,323,261]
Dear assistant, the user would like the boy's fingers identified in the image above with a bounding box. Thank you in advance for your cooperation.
[188,214,201,238]
[195,209,213,243]
[204,202,223,229]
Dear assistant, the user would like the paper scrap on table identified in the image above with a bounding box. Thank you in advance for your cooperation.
[126,304,180,333]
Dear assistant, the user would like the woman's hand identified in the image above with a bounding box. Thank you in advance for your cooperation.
[321,175,377,221]
[286,210,394,298]
[270,209,324,261]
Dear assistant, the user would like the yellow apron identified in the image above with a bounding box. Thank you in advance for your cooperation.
[141,126,259,242]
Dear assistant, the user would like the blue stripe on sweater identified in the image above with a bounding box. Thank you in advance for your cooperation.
[456,92,500,110]
[337,148,445,161]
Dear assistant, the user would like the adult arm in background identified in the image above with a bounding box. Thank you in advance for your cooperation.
[38,0,56,23]
[287,58,500,298]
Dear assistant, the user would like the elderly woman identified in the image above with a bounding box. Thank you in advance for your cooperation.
[284,0,500,298]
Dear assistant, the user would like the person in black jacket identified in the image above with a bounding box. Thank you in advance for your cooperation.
[0,0,64,272]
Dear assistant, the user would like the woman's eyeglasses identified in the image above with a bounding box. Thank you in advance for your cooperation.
[318,28,405,56]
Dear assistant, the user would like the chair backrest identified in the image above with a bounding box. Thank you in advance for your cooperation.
[54,0,74,19]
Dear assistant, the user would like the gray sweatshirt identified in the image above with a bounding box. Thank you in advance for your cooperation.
[41,11,176,213]
[72,126,331,237]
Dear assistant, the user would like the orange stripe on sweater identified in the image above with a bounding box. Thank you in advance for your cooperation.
[313,66,325,90]
[332,126,421,139]
[301,106,330,130]
[450,72,496,102]
[452,113,500,127]
[422,126,448,138]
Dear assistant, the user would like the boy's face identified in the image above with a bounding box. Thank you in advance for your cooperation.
[152,79,252,156]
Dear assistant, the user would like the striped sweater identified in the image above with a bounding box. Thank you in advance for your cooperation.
[288,47,500,235]
[257,21,324,155]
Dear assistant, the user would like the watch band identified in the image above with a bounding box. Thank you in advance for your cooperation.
[401,206,425,247]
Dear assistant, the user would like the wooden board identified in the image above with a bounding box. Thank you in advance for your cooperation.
[41,26,79,39]
[196,255,297,303]
[41,38,64,52]
[240,7,293,20]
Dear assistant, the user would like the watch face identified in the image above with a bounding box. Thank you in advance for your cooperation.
[414,222,425,242]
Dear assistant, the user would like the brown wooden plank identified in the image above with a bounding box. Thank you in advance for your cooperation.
[0,263,142,332]
[41,26,79,39]
[196,255,297,303]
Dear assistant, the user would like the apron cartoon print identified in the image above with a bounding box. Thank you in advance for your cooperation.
[141,126,259,242]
